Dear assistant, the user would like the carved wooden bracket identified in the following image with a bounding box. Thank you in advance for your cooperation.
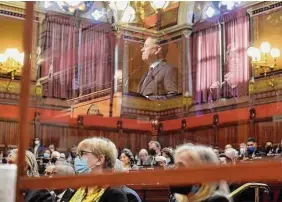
[181,119,187,130]
[249,108,256,121]
[77,116,84,128]
[213,114,219,126]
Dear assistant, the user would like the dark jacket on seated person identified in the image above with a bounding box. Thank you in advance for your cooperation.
[98,188,128,202]
[121,186,142,202]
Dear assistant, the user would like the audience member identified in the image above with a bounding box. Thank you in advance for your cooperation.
[161,147,175,167]
[224,148,238,164]
[8,149,39,177]
[238,143,247,160]
[67,145,77,165]
[120,148,136,170]
[247,137,265,158]
[264,141,274,155]
[170,144,230,202]
[114,159,142,202]
[32,137,45,158]
[225,144,232,150]
[155,156,167,168]
[48,144,56,153]
[147,140,161,166]
[136,149,149,166]
[69,137,128,202]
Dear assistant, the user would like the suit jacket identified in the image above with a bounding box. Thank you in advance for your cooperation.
[137,61,178,97]
[99,188,128,202]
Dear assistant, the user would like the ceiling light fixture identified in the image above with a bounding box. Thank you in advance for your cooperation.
[206,6,215,18]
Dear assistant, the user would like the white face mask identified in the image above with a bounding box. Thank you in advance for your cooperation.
[34,140,40,145]
[240,148,246,154]
[166,158,171,164]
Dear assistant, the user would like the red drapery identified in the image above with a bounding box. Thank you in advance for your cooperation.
[42,14,79,99]
[223,11,250,98]
[79,24,114,95]
[192,25,220,103]
[41,14,114,99]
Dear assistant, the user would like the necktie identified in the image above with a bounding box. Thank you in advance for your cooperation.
[142,67,153,87]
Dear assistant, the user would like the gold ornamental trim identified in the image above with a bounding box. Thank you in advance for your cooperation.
[122,95,190,111]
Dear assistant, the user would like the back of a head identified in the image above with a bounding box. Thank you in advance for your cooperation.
[55,164,75,176]
[51,151,61,159]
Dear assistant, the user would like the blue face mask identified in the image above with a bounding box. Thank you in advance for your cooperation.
[74,157,89,174]
[43,153,50,158]
[247,146,255,154]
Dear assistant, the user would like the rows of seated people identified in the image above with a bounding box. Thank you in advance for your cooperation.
[0,136,281,202]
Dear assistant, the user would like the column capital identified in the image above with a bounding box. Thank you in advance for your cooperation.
[182,30,192,38]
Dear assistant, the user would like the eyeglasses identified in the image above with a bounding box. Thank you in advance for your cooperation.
[78,150,93,158]
[44,171,53,176]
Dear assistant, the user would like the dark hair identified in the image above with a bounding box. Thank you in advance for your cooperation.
[121,148,135,167]
[161,147,174,165]
[248,137,256,143]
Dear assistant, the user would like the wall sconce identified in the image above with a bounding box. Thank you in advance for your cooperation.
[151,119,159,130]
[117,120,123,129]
[249,108,256,121]
[247,42,280,77]
[0,48,24,79]
[213,114,219,126]
[35,80,43,97]
[181,119,187,130]
[77,116,84,127]
[150,1,169,11]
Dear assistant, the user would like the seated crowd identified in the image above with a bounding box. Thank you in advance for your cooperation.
[0,136,281,202]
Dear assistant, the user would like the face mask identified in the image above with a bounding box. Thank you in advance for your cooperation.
[247,146,255,154]
[148,149,156,156]
[44,153,50,158]
[166,158,171,164]
[34,140,40,145]
[74,157,89,174]
[240,148,246,154]
[51,157,57,164]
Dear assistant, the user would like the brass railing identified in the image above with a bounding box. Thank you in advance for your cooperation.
[229,183,270,202]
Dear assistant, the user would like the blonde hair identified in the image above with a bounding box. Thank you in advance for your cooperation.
[174,144,229,202]
[11,149,39,177]
[77,137,117,169]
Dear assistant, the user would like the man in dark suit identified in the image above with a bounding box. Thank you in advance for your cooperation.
[137,37,178,99]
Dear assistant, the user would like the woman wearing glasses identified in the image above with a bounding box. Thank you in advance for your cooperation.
[70,137,128,202]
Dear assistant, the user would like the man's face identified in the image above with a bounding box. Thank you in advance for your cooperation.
[141,38,159,62]
[139,151,148,161]
[247,141,256,149]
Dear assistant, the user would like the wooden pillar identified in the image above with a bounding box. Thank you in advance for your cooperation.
[16,2,34,201]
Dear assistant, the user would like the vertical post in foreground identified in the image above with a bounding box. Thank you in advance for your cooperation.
[16,2,34,201]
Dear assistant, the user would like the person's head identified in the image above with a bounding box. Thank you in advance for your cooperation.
[155,156,167,168]
[141,37,168,64]
[138,149,148,162]
[34,137,40,146]
[173,144,226,201]
[70,145,77,157]
[161,147,174,165]
[247,137,257,154]
[44,149,51,159]
[49,144,55,153]
[213,146,220,156]
[265,141,273,153]
[77,137,117,173]
[51,151,61,160]
[120,148,134,167]
[224,148,238,164]
[225,144,232,150]
[8,149,39,177]
[148,140,161,156]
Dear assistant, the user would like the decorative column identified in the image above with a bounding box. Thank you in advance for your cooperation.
[182,30,192,95]
[109,30,122,117]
